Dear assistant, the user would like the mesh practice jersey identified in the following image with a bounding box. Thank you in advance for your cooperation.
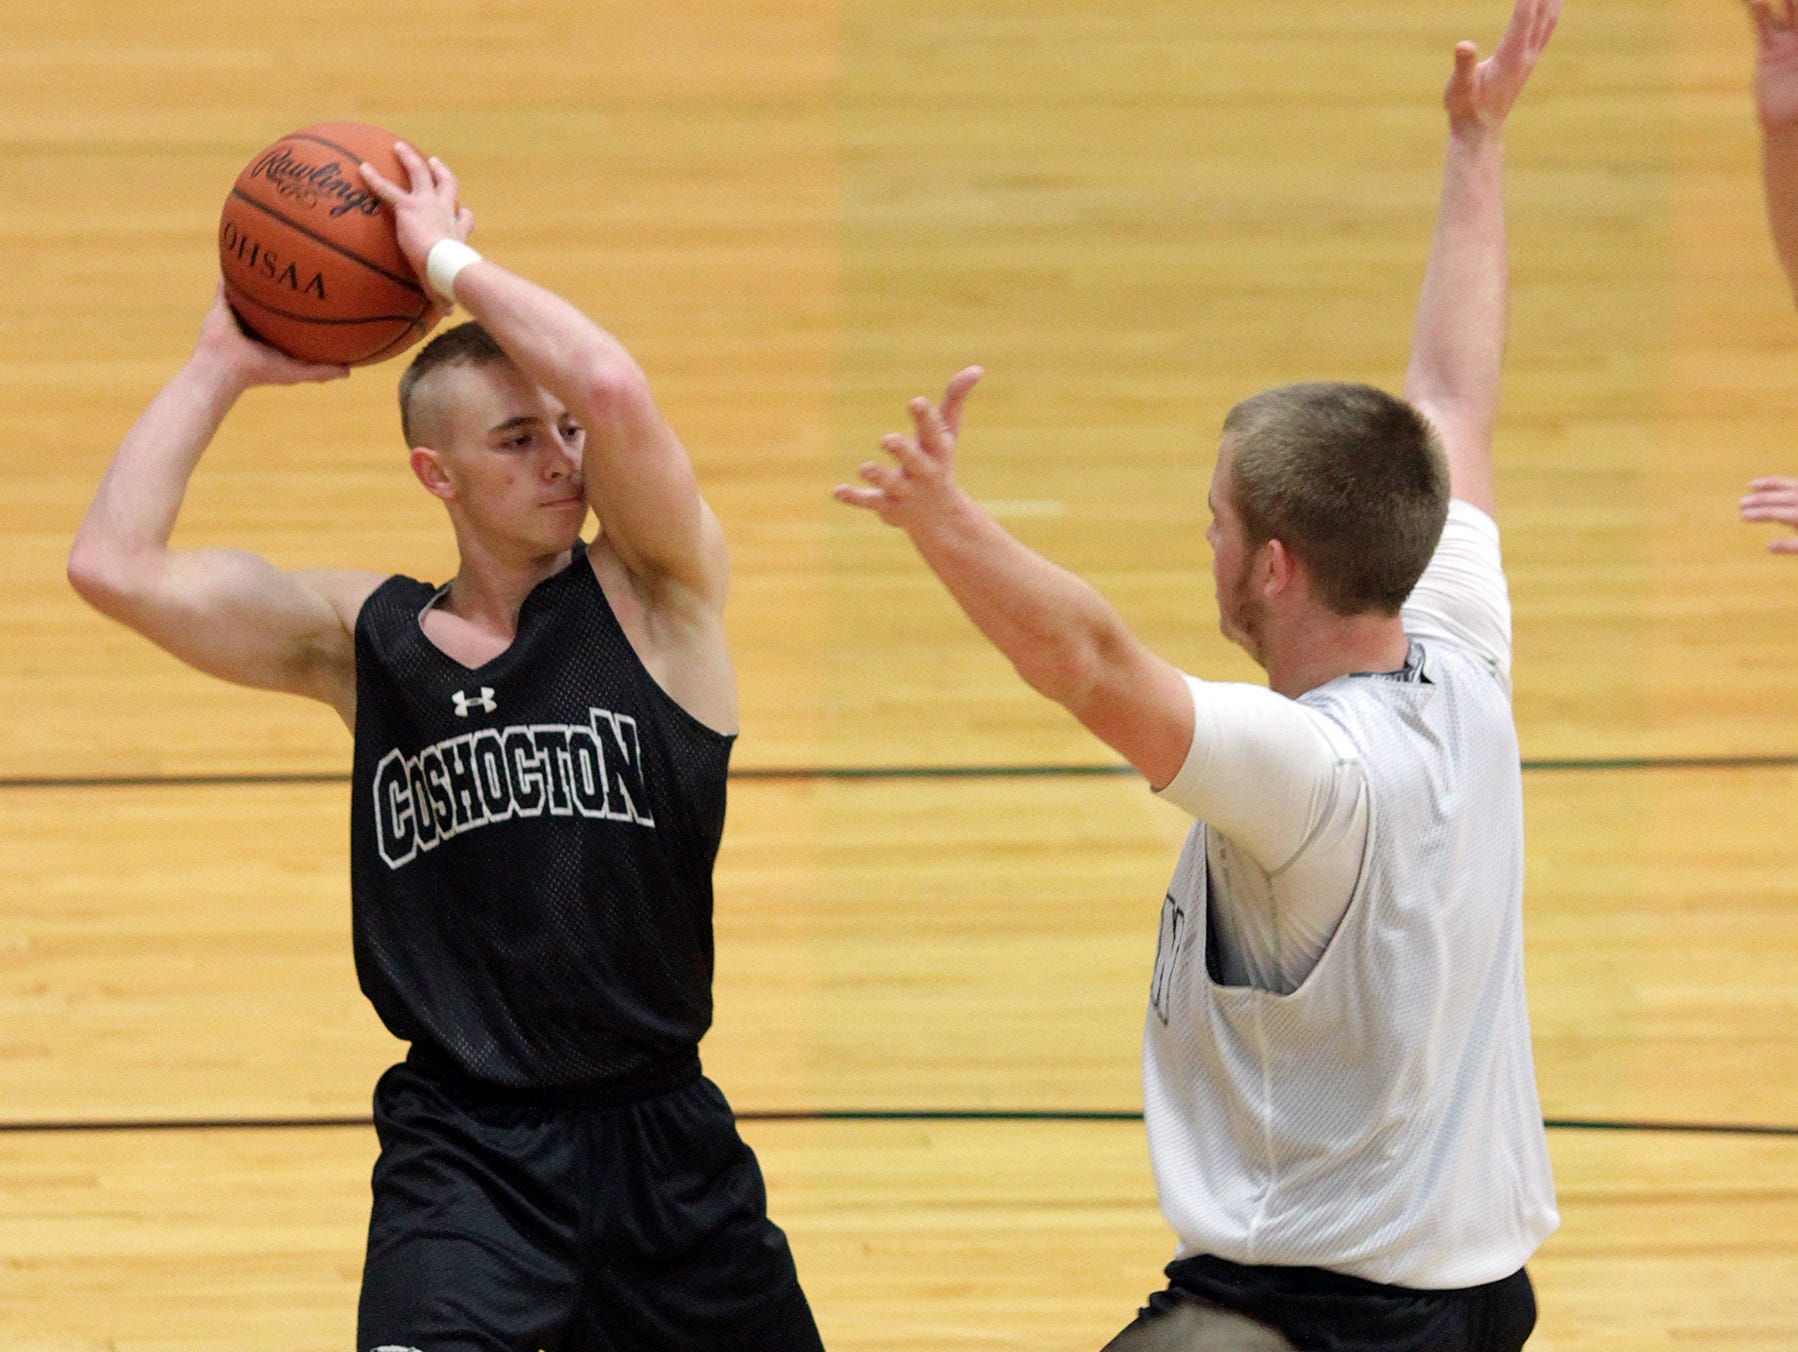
[1142,503,1558,1289]
[350,544,733,1090]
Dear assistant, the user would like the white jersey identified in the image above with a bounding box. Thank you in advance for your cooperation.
[1143,501,1558,1289]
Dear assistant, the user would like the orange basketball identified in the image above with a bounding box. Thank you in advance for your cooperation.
[219,122,436,367]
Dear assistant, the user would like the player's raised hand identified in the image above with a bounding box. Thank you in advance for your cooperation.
[199,283,350,387]
[834,366,984,528]
[359,142,475,285]
[1741,475,1798,553]
[1749,1,1798,127]
[1444,0,1561,135]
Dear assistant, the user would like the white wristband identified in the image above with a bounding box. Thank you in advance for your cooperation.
[425,239,483,302]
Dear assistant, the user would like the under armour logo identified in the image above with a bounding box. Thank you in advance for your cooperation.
[451,687,497,717]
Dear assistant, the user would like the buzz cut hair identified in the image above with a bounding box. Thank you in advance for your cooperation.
[397,321,510,448]
[1221,382,1450,617]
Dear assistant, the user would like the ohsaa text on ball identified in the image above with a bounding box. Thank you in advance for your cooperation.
[220,221,327,299]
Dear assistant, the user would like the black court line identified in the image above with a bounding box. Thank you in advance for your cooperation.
[0,766,1127,791]
[0,772,350,790]
[5,754,1798,793]
[1522,754,1798,773]
[0,1115,372,1134]
[1,1111,1793,1138]
[1540,1116,1798,1137]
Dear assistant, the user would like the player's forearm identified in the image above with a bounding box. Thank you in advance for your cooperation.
[1762,124,1798,306]
[69,358,249,600]
[450,256,719,593]
[449,261,649,417]
[904,489,1129,713]
[1402,126,1508,503]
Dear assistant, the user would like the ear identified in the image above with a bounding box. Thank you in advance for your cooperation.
[1258,537,1298,599]
[410,445,456,502]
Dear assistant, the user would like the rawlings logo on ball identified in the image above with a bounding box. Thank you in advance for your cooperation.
[249,146,383,218]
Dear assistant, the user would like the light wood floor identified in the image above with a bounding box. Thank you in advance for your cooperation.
[2,0,1795,1347]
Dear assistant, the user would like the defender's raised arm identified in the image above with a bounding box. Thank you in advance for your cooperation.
[1742,5,1798,556]
[1750,0,1798,304]
[834,370,1197,788]
[1402,0,1560,518]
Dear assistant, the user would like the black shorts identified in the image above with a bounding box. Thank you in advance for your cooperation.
[357,1054,824,1352]
[1104,1253,1536,1352]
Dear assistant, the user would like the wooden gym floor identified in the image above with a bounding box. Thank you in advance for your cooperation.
[1,0,1795,1348]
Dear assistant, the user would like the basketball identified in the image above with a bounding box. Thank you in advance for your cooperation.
[219,122,435,367]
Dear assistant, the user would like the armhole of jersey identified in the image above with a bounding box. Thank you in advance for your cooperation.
[576,550,737,747]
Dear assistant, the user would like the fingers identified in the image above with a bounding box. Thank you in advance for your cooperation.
[912,364,984,454]
[1749,0,1777,45]
[391,140,435,192]
[260,341,352,383]
[885,425,939,477]
[828,424,932,519]
[358,142,459,205]
[837,369,985,522]
[1488,0,1558,74]
[1445,0,1553,127]
[1531,0,1563,55]
[855,456,902,493]
[940,365,984,438]
[1735,477,1798,559]
[1488,0,1527,64]
[1752,0,1798,38]
[833,463,902,515]
[832,483,885,512]
[422,149,460,203]
[907,397,951,461]
[358,159,401,202]
[1741,478,1798,514]
[1448,40,1480,95]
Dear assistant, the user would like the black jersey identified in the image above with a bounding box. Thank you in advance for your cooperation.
[349,544,733,1090]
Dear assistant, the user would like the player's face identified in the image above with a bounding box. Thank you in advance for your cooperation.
[425,362,590,551]
[1206,439,1268,666]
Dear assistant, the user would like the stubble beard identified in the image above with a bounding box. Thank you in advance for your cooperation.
[1220,566,1269,671]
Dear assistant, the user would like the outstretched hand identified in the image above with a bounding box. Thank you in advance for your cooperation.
[1741,476,1798,553]
[197,283,350,387]
[1444,0,1561,135]
[834,367,984,528]
[359,142,476,305]
[1749,0,1798,128]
